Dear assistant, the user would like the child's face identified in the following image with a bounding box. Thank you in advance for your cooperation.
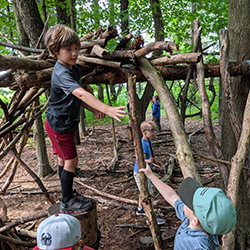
[55,44,79,69]
[152,97,156,103]
[142,126,156,140]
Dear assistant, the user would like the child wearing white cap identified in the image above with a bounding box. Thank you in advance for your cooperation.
[139,164,236,250]
[33,213,94,250]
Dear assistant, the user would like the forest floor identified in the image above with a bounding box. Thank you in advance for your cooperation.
[0,117,221,250]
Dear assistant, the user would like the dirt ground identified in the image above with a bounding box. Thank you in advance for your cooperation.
[0,117,221,250]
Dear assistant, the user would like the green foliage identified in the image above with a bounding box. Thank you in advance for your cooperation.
[0,0,227,126]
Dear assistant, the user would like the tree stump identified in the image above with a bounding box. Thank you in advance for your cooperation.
[48,200,100,249]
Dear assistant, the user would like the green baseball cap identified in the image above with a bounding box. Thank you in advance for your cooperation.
[178,177,236,235]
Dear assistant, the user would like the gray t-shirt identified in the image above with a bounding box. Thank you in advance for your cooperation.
[46,61,82,133]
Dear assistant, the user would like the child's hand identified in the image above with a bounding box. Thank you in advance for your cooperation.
[93,110,106,119]
[107,106,126,122]
[139,163,153,178]
[149,156,155,163]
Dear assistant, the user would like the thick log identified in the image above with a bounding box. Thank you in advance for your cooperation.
[80,39,106,49]
[78,56,121,68]
[90,44,110,58]
[138,57,201,183]
[220,29,241,142]
[134,41,179,58]
[115,33,133,50]
[48,202,100,250]
[1,61,250,89]
[127,35,144,50]
[150,52,202,65]
[0,54,54,71]
[15,67,53,89]
[109,50,134,59]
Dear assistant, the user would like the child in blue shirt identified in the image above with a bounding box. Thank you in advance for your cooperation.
[152,95,161,132]
[139,164,236,249]
[134,121,165,224]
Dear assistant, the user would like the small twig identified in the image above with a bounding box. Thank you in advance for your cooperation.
[0,211,48,234]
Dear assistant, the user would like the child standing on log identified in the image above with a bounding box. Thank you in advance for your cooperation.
[139,164,236,249]
[134,121,165,224]
[44,24,125,214]
[152,95,161,132]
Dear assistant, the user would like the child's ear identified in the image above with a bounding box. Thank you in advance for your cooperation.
[193,217,200,226]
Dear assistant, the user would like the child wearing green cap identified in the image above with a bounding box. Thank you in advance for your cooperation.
[139,164,236,250]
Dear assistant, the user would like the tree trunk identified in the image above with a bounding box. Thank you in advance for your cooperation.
[12,0,29,55]
[15,0,44,49]
[98,85,104,102]
[69,0,76,31]
[120,0,129,34]
[55,0,70,25]
[150,0,164,57]
[221,0,250,248]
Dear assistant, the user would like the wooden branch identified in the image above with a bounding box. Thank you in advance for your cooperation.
[78,56,121,68]
[127,74,163,250]
[8,150,55,205]
[74,180,138,205]
[150,52,202,66]
[14,67,53,89]
[134,41,179,58]
[0,100,49,161]
[115,33,133,50]
[80,39,106,49]
[0,211,48,233]
[138,57,201,183]
[109,50,134,59]
[0,233,36,247]
[90,44,110,58]
[0,54,54,71]
[127,35,144,50]
[0,40,43,53]
[193,153,231,165]
[91,196,136,210]
[222,87,250,249]
[161,157,175,183]
[194,19,228,189]
[220,29,241,142]
[15,227,36,239]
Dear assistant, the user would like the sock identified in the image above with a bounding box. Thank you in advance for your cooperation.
[60,169,74,203]
[58,165,63,179]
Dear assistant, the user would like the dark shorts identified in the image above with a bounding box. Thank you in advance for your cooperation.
[45,119,77,160]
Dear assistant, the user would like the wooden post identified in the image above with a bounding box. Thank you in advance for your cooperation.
[127,74,163,250]
[48,201,100,250]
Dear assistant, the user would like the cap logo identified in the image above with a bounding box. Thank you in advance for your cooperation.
[200,187,209,195]
[41,232,52,246]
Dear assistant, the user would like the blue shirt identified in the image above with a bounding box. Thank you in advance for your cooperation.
[152,101,160,118]
[134,139,152,173]
[174,199,219,250]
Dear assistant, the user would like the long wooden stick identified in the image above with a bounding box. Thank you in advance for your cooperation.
[128,74,163,250]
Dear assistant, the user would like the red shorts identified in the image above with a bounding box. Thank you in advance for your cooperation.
[45,119,77,160]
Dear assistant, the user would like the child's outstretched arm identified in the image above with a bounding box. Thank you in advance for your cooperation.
[72,87,126,122]
[82,102,106,119]
[139,164,180,207]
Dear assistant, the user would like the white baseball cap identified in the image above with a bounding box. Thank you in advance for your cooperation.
[33,213,82,250]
